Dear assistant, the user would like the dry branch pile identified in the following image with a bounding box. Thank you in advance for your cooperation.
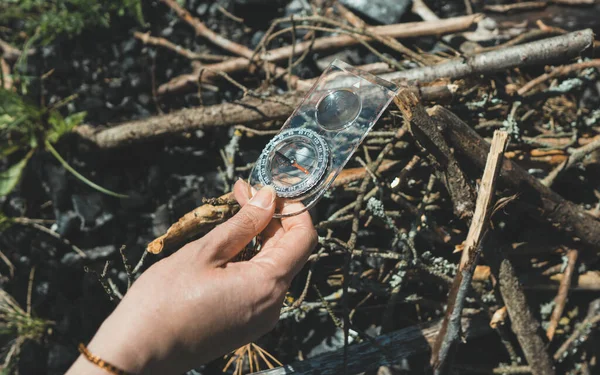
[2,1,600,374]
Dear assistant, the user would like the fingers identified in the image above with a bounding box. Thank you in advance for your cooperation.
[202,184,276,265]
[232,179,252,206]
[252,206,317,282]
[234,180,284,245]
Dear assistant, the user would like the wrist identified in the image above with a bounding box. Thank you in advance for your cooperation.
[86,311,162,374]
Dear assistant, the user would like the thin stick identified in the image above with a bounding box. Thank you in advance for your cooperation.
[0,249,15,278]
[412,0,440,21]
[134,32,228,61]
[518,59,600,95]
[119,245,134,290]
[14,220,86,258]
[484,1,547,13]
[431,131,509,373]
[546,249,579,341]
[27,266,36,316]
[543,134,600,186]
[158,14,479,93]
[554,312,600,362]
[159,0,298,85]
[216,5,244,24]
[0,37,23,62]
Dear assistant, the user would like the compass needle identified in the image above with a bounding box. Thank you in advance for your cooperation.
[292,162,310,175]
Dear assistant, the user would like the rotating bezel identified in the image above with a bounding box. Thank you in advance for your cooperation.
[256,128,330,199]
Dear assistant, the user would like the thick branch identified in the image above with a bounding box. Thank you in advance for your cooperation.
[429,106,600,250]
[384,29,593,83]
[75,86,453,149]
[394,90,476,219]
[491,254,556,375]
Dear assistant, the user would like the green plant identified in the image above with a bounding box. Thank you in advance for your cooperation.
[0,89,127,197]
[0,0,145,45]
[0,289,53,373]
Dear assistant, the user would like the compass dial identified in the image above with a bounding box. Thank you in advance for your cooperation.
[256,128,330,198]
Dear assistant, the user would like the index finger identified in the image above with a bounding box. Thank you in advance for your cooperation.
[251,203,317,282]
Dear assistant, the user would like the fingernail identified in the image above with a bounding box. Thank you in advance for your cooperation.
[249,185,276,209]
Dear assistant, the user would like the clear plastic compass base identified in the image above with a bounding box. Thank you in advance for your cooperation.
[248,59,398,217]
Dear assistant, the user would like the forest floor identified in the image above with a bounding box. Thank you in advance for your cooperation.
[1,1,600,374]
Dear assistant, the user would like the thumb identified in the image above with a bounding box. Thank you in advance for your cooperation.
[202,185,276,265]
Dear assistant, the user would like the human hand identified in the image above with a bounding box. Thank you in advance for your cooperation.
[66,180,317,375]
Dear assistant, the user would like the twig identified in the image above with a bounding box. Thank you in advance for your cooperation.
[431,131,509,374]
[160,0,250,58]
[158,14,479,94]
[407,104,564,374]
[263,14,479,63]
[1,57,12,90]
[131,251,148,275]
[14,220,86,258]
[133,32,228,61]
[84,261,121,302]
[484,1,547,13]
[546,249,579,341]
[0,249,15,278]
[216,5,244,24]
[0,37,23,62]
[344,123,405,373]
[464,0,474,14]
[334,2,366,28]
[542,134,600,186]
[119,245,134,290]
[26,266,36,316]
[518,59,600,95]
[77,30,592,149]
[553,304,600,362]
[412,0,440,21]
[159,0,298,86]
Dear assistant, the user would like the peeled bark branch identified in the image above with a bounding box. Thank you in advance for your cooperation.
[147,160,399,254]
[432,131,509,374]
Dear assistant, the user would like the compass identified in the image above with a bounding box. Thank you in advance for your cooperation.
[254,128,330,199]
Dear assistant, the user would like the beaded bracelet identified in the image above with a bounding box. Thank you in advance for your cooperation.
[78,343,134,375]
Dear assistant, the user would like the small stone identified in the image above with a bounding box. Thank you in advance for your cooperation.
[161,26,174,38]
[196,3,209,15]
[138,93,151,105]
[339,0,410,25]
[61,245,117,267]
